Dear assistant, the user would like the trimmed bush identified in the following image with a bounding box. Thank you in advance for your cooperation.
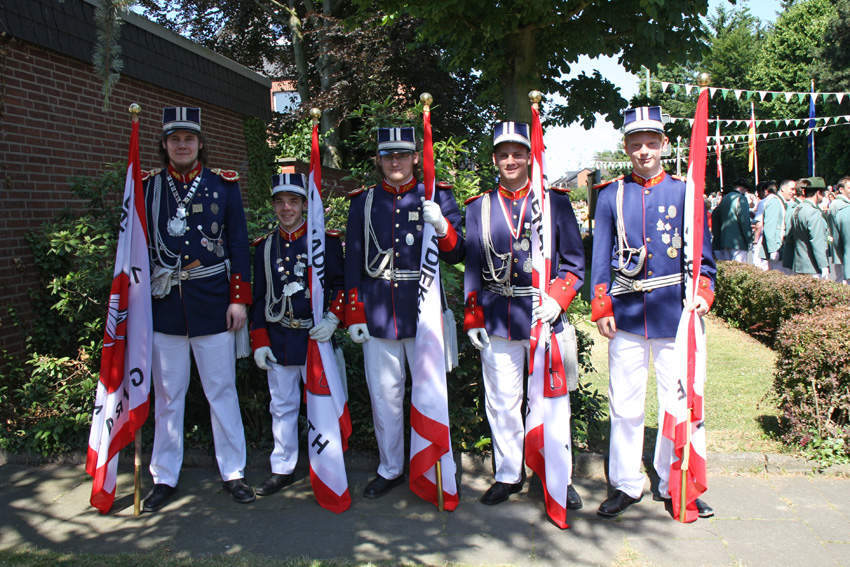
[774,305,850,462]
[713,261,850,346]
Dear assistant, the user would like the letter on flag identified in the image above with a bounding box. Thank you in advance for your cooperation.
[409,96,459,511]
[662,82,709,523]
[306,116,352,514]
[86,109,152,514]
[525,96,572,530]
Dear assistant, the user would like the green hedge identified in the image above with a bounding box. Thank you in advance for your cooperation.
[774,305,850,462]
[713,261,850,347]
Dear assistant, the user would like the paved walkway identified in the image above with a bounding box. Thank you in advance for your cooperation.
[1,452,848,566]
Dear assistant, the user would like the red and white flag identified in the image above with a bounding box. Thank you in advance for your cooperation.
[409,101,459,511]
[306,119,352,514]
[662,83,709,523]
[525,100,573,529]
[715,118,723,187]
[748,102,758,183]
[85,113,152,514]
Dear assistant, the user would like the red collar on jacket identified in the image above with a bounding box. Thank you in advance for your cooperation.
[498,179,531,200]
[630,170,666,188]
[381,177,418,194]
[279,221,306,241]
[168,162,202,185]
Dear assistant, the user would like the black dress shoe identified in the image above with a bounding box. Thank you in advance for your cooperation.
[597,489,642,517]
[224,478,256,503]
[480,480,524,505]
[363,474,405,499]
[255,473,293,497]
[653,494,714,518]
[142,484,177,513]
[567,484,583,510]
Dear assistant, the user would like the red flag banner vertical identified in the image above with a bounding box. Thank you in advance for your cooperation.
[409,95,459,511]
[662,83,709,523]
[525,95,572,530]
[86,110,152,514]
[306,115,352,513]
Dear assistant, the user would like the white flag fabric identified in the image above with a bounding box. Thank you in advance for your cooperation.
[525,101,572,529]
[86,116,152,514]
[306,120,352,513]
[409,101,459,510]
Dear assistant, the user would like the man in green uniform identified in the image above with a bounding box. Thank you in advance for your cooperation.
[757,181,785,272]
[786,177,829,279]
[827,177,850,282]
[717,179,752,262]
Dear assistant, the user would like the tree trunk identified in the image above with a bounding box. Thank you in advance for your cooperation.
[287,0,311,104]
[317,0,343,168]
[500,27,538,125]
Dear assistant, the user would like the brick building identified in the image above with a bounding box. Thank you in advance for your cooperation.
[0,0,272,356]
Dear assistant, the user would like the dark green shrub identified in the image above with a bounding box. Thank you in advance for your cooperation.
[713,261,850,346]
[774,305,850,463]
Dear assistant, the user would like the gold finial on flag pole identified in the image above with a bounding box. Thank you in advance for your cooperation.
[420,92,433,111]
[129,103,141,123]
[529,90,543,110]
[310,107,321,125]
[698,73,711,87]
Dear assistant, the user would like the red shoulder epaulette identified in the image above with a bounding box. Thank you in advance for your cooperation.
[593,175,624,190]
[250,230,274,247]
[326,229,343,237]
[346,187,368,199]
[141,168,162,182]
[464,193,485,206]
[211,168,240,181]
[550,185,571,194]
[436,181,455,190]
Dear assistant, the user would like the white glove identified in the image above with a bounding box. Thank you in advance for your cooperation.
[821,267,830,280]
[532,293,562,325]
[467,327,490,351]
[253,346,277,371]
[348,323,371,343]
[421,198,448,236]
[309,312,340,342]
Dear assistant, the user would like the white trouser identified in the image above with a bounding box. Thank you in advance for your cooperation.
[362,336,416,479]
[480,336,529,484]
[752,242,769,271]
[723,249,748,263]
[150,331,247,486]
[266,362,306,474]
[607,330,677,499]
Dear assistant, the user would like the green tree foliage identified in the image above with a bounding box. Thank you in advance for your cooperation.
[359,0,711,126]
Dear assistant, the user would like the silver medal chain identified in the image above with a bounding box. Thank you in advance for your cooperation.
[166,174,201,237]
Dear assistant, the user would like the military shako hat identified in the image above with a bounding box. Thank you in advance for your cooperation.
[377,127,416,155]
[493,121,530,150]
[271,173,308,199]
[622,106,670,136]
[162,107,201,135]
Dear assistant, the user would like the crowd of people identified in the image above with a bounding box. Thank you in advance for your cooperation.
[708,176,850,282]
[137,104,716,524]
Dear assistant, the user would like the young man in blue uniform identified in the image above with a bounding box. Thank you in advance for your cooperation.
[142,107,254,512]
[590,107,716,518]
[249,174,345,496]
[344,127,465,498]
[463,122,585,507]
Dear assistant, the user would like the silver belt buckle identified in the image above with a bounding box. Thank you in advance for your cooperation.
[290,319,301,329]
[502,283,513,297]
[632,280,643,292]
[180,271,189,281]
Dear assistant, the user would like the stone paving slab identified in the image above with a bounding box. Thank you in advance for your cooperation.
[2,461,850,566]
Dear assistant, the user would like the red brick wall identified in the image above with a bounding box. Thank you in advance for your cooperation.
[0,39,256,356]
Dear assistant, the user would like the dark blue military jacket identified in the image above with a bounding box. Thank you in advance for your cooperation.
[249,223,345,367]
[344,178,464,340]
[144,165,251,337]
[463,182,585,340]
[591,171,716,339]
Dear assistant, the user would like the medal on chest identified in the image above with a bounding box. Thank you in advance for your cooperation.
[166,174,202,237]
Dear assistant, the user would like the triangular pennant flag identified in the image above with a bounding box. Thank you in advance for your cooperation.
[710,87,718,98]
[672,84,680,95]
[797,93,806,103]
[746,91,754,100]
[722,89,730,100]
[785,92,794,103]
[661,81,670,92]
[685,84,694,95]
[759,91,768,101]
[773,120,779,127]
[812,92,819,104]
[838,93,846,104]
[689,118,694,126]
[825,117,832,125]
[734,89,743,100]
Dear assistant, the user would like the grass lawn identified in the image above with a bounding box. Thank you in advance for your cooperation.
[578,313,784,455]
